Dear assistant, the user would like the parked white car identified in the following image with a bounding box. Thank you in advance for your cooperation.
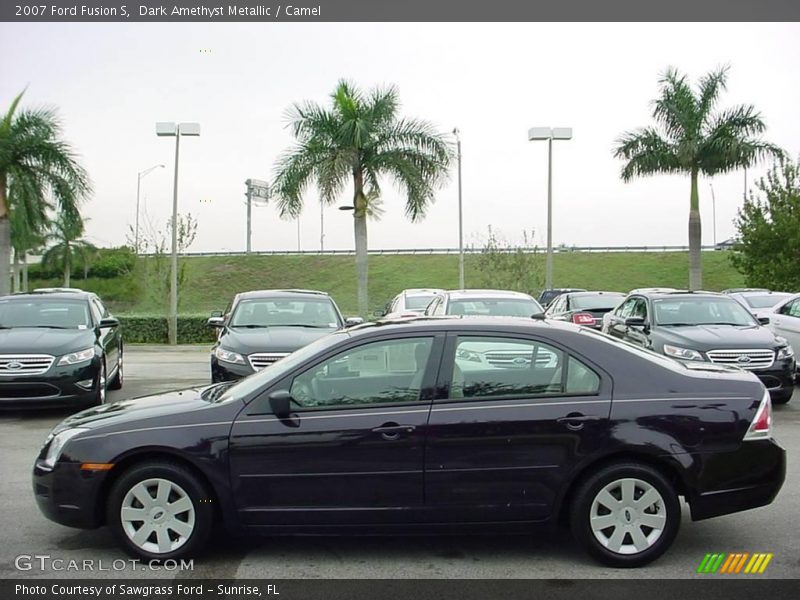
[727,290,793,320]
[768,293,800,379]
[382,288,445,318]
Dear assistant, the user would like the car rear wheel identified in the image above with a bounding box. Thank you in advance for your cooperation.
[107,462,213,560]
[108,350,123,390]
[570,462,680,567]
[771,389,793,405]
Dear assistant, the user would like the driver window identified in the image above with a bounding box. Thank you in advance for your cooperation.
[631,298,648,320]
[618,298,636,318]
[782,299,800,317]
[289,337,434,409]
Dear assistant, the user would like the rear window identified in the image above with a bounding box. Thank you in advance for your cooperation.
[449,298,543,317]
[404,295,435,310]
[743,294,791,309]
[571,294,625,311]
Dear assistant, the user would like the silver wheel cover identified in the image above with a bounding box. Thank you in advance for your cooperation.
[590,477,667,555]
[120,478,196,554]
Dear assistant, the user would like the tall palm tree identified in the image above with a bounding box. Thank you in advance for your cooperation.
[41,212,95,287]
[272,81,452,314]
[0,90,90,295]
[613,66,783,289]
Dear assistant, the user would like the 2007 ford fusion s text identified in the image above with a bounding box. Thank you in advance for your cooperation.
[33,316,785,567]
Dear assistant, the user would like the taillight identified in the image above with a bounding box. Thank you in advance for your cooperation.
[572,313,596,326]
[744,388,772,441]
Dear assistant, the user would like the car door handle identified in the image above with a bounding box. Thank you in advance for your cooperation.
[557,415,602,431]
[371,423,416,440]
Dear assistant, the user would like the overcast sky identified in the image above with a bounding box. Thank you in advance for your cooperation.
[1,22,798,252]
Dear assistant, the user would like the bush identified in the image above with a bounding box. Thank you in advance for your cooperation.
[117,315,217,344]
[87,246,136,279]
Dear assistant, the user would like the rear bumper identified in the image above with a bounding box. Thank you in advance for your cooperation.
[688,438,786,521]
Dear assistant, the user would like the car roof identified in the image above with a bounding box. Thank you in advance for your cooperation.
[636,290,727,300]
[731,290,790,297]
[564,291,624,297]
[722,288,769,294]
[445,289,536,300]
[353,314,572,336]
[402,288,445,296]
[3,291,94,301]
[237,289,331,300]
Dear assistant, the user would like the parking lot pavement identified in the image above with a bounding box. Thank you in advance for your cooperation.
[1,345,799,579]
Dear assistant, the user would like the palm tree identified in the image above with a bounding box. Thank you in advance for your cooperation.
[613,66,783,290]
[0,90,90,295]
[41,212,96,287]
[272,81,452,314]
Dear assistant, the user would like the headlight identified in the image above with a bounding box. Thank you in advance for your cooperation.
[663,344,704,361]
[777,346,794,360]
[41,428,89,470]
[456,348,482,363]
[57,347,96,366]
[214,347,245,365]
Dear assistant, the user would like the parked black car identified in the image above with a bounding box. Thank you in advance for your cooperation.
[537,288,586,309]
[603,290,795,403]
[0,291,122,408]
[34,316,784,567]
[545,291,625,329]
[208,289,362,382]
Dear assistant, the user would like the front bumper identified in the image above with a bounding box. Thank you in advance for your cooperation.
[32,460,106,529]
[752,358,796,400]
[0,360,100,408]
[689,438,786,521]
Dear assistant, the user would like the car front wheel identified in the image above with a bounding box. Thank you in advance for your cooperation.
[107,461,214,560]
[570,462,680,568]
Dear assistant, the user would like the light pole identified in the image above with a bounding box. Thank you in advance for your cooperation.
[156,121,200,345]
[244,179,270,254]
[453,128,464,288]
[135,164,164,253]
[527,127,573,290]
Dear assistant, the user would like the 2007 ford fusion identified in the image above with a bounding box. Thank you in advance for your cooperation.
[33,316,785,567]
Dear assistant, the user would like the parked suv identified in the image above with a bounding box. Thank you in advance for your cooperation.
[0,290,123,407]
[603,290,795,403]
[208,289,362,382]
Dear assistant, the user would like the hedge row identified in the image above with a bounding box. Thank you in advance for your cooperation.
[31,247,136,280]
[118,315,217,344]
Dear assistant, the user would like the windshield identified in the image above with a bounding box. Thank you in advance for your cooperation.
[743,294,791,309]
[653,297,758,326]
[230,298,340,328]
[404,295,435,310]
[571,294,625,311]
[449,297,543,317]
[0,298,91,329]
[213,331,348,403]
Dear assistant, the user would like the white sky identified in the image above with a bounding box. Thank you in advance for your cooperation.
[1,22,798,252]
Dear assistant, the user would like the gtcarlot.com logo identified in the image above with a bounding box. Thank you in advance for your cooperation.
[697,552,773,574]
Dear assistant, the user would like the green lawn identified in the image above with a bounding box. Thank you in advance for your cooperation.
[30,251,744,317]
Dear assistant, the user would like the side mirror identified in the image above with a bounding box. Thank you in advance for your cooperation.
[625,316,647,328]
[99,316,120,328]
[758,316,770,325]
[210,310,223,318]
[269,390,293,419]
[207,316,225,328]
[344,317,365,327]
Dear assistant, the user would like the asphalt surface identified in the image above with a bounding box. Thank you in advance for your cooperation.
[1,345,799,580]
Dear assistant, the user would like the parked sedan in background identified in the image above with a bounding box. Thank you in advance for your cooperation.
[424,289,544,317]
[208,289,362,382]
[768,293,800,379]
[545,291,625,329]
[726,289,794,319]
[382,288,445,318]
[537,288,586,309]
[603,290,795,403]
[0,290,123,408]
[33,316,785,568]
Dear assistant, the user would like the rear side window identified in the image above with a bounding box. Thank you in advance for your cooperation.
[449,336,600,400]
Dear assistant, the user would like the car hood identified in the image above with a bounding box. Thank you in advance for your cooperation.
[219,326,336,354]
[55,386,228,433]
[656,324,779,350]
[0,327,95,356]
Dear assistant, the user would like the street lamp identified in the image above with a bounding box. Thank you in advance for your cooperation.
[527,126,573,290]
[156,121,200,345]
[453,128,464,289]
[134,164,164,253]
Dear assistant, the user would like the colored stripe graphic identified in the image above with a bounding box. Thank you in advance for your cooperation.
[699,552,773,574]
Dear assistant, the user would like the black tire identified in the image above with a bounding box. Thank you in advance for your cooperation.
[92,361,107,406]
[106,461,214,561]
[569,462,680,568]
[108,349,123,390]
[771,391,792,405]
